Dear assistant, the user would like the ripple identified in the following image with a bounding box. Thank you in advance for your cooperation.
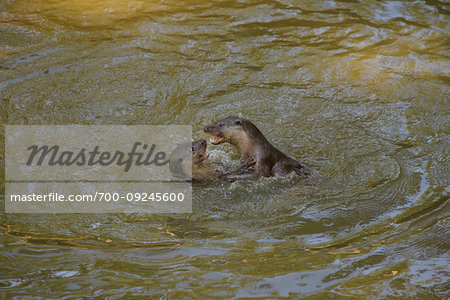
[0,0,448,298]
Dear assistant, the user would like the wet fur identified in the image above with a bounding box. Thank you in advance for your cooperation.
[169,140,218,181]
[204,117,308,181]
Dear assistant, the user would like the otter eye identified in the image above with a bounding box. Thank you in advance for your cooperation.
[191,147,195,152]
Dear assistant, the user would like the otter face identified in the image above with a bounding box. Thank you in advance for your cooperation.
[191,139,209,163]
[203,117,244,145]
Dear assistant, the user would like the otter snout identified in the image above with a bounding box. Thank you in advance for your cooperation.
[203,123,223,145]
[199,139,209,156]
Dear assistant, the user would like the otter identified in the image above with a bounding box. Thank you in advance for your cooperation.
[203,117,308,181]
[169,139,219,181]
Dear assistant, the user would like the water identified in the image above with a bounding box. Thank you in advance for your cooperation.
[1,0,449,298]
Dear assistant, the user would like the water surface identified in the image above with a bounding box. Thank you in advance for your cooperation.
[0,0,449,298]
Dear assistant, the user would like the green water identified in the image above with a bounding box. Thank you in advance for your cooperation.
[0,0,449,298]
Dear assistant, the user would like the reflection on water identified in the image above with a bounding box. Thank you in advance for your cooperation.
[1,0,449,297]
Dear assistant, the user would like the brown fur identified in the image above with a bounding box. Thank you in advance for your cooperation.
[169,139,218,181]
[204,117,308,181]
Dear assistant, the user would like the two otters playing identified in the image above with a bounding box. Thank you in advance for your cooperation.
[169,117,308,181]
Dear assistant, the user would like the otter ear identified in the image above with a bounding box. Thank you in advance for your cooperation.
[234,120,243,126]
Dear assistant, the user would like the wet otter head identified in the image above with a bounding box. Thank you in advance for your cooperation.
[203,116,246,145]
[191,139,209,163]
[169,139,210,178]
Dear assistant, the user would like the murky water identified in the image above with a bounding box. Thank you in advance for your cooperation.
[1,0,449,298]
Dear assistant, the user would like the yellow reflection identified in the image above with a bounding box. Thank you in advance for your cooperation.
[10,0,151,29]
